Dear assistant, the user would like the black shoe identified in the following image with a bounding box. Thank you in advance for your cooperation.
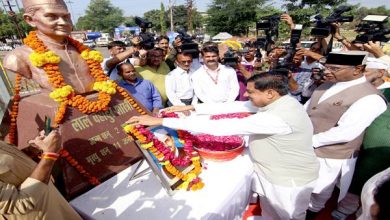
[305,210,319,220]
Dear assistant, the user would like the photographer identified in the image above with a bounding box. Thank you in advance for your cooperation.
[241,42,257,67]
[363,41,390,72]
[165,35,182,71]
[281,13,295,30]
[290,42,325,102]
[221,44,253,101]
[102,40,147,81]
[333,22,390,72]
[166,32,202,71]
[156,35,170,58]
[135,48,171,106]
[332,22,364,51]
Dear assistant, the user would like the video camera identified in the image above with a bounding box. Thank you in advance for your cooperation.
[222,48,239,67]
[135,16,152,29]
[275,25,303,70]
[256,14,280,52]
[256,14,280,36]
[310,5,354,38]
[176,29,199,58]
[354,15,390,43]
[134,16,155,50]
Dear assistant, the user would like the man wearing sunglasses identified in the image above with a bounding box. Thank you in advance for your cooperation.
[304,51,387,219]
[165,53,196,106]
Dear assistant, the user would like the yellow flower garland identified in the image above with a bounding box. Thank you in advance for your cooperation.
[29,51,61,67]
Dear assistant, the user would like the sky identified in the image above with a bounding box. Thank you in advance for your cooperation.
[12,0,390,22]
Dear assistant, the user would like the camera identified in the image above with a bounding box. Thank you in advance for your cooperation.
[256,14,280,34]
[310,5,354,38]
[222,48,239,67]
[134,17,155,50]
[176,29,199,58]
[276,25,303,70]
[354,15,390,43]
[256,14,280,52]
[311,68,325,81]
[135,16,152,29]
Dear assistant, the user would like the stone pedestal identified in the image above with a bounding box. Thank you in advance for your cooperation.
[13,91,146,199]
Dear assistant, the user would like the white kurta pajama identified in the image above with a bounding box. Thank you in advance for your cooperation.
[191,64,239,104]
[305,77,387,211]
[163,96,319,220]
[165,66,196,106]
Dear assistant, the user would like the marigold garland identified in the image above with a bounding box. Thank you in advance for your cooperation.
[60,149,101,185]
[7,74,22,145]
[23,31,117,125]
[7,31,148,186]
[123,114,204,191]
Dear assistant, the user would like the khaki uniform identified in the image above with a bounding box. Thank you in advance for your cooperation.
[0,141,82,220]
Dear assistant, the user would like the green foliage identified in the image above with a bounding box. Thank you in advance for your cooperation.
[75,0,124,33]
[143,5,203,33]
[0,9,32,39]
[206,0,266,36]
[346,5,390,29]
[160,2,167,34]
[123,16,137,27]
[282,0,347,29]
[144,9,163,32]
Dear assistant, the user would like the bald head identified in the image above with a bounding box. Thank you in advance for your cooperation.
[23,0,67,15]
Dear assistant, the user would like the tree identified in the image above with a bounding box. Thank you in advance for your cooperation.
[144,9,163,33]
[206,0,266,36]
[75,0,124,33]
[0,9,32,39]
[160,2,167,34]
[348,5,390,28]
[282,0,348,29]
[143,5,203,33]
[123,16,137,27]
[186,0,194,33]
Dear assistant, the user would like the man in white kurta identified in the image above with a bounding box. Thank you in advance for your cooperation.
[130,73,319,220]
[191,45,239,103]
[165,53,196,106]
[304,52,387,218]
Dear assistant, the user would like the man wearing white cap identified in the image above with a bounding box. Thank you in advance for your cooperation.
[304,51,387,219]
[331,57,390,220]
[364,57,390,100]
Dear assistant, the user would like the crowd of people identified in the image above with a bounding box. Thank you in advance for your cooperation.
[1,0,390,219]
[120,15,390,220]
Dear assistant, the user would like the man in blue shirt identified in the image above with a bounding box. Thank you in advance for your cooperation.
[117,63,162,114]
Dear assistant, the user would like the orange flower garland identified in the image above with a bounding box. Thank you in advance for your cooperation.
[7,74,22,145]
[123,124,204,191]
[8,31,148,187]
[23,31,115,125]
[60,149,101,185]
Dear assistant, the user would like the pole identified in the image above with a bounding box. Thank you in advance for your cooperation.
[169,0,173,32]
[6,0,24,40]
[186,0,193,34]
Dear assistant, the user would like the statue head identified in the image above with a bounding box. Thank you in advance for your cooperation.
[22,0,73,41]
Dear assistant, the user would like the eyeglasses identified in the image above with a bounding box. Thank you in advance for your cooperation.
[179,60,192,64]
[325,65,353,73]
